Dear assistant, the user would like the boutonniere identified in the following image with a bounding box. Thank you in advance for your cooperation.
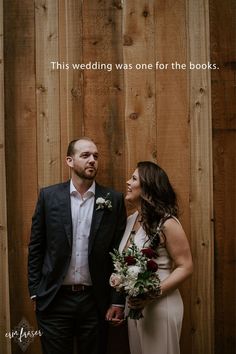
[96,193,112,211]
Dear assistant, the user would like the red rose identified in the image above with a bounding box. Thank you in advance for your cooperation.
[141,248,157,259]
[124,255,136,265]
[146,259,158,272]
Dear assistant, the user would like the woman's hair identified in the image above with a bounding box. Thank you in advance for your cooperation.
[137,161,178,246]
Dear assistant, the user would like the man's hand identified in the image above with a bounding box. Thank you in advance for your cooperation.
[105,305,124,326]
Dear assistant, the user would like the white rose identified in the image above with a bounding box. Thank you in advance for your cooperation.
[96,197,105,204]
[109,273,123,289]
[127,265,141,278]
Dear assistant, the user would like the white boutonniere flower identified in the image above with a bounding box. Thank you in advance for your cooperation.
[96,193,112,211]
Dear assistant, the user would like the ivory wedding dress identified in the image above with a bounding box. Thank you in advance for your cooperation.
[119,211,183,354]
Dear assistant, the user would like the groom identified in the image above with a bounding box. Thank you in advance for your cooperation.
[28,137,126,354]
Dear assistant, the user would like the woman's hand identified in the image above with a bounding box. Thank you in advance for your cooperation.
[128,295,155,309]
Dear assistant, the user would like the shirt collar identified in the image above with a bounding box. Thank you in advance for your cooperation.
[70,179,95,198]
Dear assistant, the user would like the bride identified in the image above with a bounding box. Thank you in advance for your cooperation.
[110,161,193,354]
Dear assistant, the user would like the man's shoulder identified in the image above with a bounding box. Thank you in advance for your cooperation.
[40,181,69,194]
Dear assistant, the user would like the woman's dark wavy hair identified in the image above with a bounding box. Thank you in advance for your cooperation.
[137,161,178,247]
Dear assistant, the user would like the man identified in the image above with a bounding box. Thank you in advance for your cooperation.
[28,137,126,354]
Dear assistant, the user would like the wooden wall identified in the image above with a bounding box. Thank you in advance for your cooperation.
[1,1,235,353]
[0,0,11,352]
[210,0,236,353]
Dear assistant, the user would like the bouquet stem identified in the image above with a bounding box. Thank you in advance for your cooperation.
[128,308,144,320]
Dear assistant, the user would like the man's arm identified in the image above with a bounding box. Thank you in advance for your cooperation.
[28,189,46,297]
[112,192,127,250]
[108,192,127,320]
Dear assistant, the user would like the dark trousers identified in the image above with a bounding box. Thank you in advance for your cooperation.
[36,287,108,354]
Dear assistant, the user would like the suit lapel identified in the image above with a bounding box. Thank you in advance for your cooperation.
[59,181,73,248]
[88,183,106,254]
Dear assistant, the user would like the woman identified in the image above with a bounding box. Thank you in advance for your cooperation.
[119,161,193,354]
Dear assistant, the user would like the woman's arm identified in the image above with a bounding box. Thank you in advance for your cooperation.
[160,218,193,295]
[128,218,193,309]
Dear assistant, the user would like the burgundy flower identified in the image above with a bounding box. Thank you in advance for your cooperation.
[124,255,136,265]
[141,248,157,259]
[146,259,158,272]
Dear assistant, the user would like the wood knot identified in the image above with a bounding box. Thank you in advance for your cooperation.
[152,150,157,159]
[42,3,47,11]
[143,10,149,17]
[147,86,153,98]
[123,35,133,46]
[129,112,139,120]
[196,297,201,305]
[115,150,122,156]
[113,0,123,10]
[114,85,121,91]
[38,85,46,93]
[71,88,79,97]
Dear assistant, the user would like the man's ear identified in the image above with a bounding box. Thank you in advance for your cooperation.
[66,156,73,168]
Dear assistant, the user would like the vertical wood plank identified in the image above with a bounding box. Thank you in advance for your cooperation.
[35,0,61,188]
[4,0,39,353]
[82,1,125,192]
[188,0,214,353]
[154,2,191,352]
[58,0,84,181]
[123,0,157,180]
[209,0,236,352]
[0,0,11,351]
[82,2,128,353]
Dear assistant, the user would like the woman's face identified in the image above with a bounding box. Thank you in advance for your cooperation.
[126,168,142,206]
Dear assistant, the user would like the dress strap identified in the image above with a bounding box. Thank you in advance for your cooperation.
[159,214,181,228]
[123,230,136,251]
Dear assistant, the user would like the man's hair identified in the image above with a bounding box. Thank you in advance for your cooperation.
[67,137,94,156]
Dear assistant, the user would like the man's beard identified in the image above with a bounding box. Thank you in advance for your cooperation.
[74,167,97,180]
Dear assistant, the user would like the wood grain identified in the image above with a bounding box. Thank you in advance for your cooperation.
[188,0,214,353]
[35,0,61,188]
[0,0,11,351]
[82,0,125,192]
[4,0,39,353]
[210,0,236,353]
[154,1,191,352]
[58,0,84,181]
[123,0,157,182]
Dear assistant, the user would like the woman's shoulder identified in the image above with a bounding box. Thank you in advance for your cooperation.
[160,215,182,232]
[160,216,186,242]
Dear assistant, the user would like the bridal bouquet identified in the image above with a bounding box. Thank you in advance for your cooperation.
[109,241,161,319]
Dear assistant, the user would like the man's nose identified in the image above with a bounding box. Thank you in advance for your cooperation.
[88,155,95,163]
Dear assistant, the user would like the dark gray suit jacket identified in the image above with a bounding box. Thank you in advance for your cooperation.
[28,181,126,315]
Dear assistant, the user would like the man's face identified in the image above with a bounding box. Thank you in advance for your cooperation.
[66,140,98,180]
